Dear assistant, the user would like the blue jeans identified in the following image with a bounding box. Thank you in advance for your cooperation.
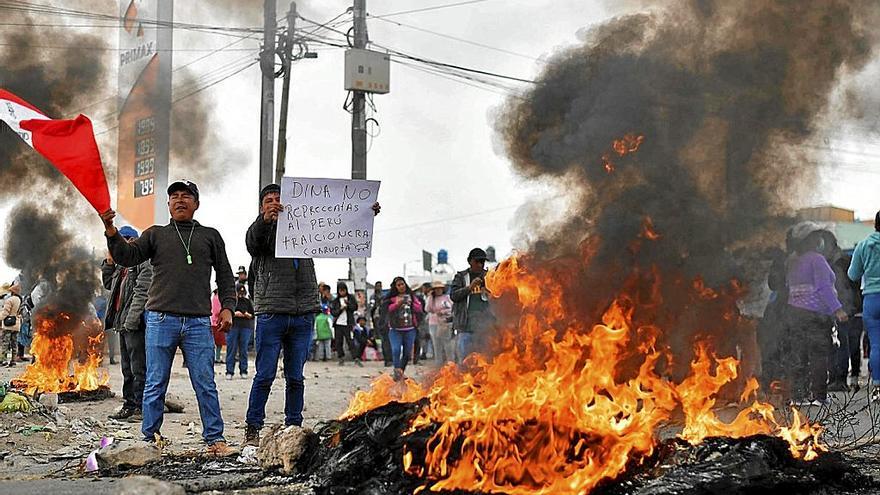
[226,325,252,375]
[863,294,880,385]
[143,311,225,444]
[246,313,314,428]
[388,328,416,371]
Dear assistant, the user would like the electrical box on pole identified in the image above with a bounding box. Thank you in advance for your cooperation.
[344,49,391,94]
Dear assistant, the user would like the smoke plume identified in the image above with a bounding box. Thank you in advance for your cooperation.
[502,0,878,289]
[498,0,880,366]
[4,203,99,319]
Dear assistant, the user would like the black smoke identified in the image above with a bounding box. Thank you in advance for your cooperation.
[501,0,879,306]
[4,203,99,320]
[497,0,880,373]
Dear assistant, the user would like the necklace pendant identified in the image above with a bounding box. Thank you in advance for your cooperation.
[186,254,192,265]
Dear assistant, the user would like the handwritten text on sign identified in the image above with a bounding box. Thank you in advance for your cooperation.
[275,177,381,259]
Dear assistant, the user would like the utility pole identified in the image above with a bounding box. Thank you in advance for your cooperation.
[349,0,369,293]
[351,0,368,181]
[275,2,296,183]
[258,0,277,189]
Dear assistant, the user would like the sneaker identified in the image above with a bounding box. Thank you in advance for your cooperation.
[393,368,404,382]
[225,374,234,381]
[790,397,813,407]
[127,409,143,423]
[5,360,15,368]
[109,407,136,420]
[240,372,248,379]
[811,398,832,407]
[871,387,880,403]
[206,441,238,457]
[244,425,260,447]
[354,359,363,368]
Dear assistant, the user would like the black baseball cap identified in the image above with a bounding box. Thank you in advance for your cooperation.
[167,179,200,201]
[468,247,488,261]
[260,183,281,202]
[237,265,247,274]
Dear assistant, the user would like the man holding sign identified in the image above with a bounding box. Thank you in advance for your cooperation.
[244,180,379,445]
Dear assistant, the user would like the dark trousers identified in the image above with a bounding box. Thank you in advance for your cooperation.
[119,330,146,410]
[786,306,833,400]
[757,304,787,390]
[353,333,368,360]
[334,324,356,361]
[832,317,862,383]
[226,325,252,375]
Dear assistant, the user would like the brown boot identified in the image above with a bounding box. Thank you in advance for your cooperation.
[206,441,239,457]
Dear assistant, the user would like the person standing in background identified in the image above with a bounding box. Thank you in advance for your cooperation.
[226,284,254,379]
[331,282,359,366]
[210,289,225,364]
[426,280,454,364]
[451,248,495,362]
[314,305,333,361]
[384,277,424,381]
[102,225,153,422]
[0,283,22,367]
[848,211,880,402]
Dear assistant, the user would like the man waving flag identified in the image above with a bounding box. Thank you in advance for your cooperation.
[0,89,111,212]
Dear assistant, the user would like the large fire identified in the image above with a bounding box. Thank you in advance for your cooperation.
[13,309,109,395]
[343,253,823,494]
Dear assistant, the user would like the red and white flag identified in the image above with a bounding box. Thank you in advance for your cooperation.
[0,89,111,213]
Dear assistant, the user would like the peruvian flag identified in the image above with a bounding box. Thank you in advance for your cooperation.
[0,89,111,213]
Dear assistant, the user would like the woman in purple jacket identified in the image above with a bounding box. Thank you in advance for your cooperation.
[785,229,848,406]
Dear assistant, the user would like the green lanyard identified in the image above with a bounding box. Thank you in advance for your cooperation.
[173,221,195,265]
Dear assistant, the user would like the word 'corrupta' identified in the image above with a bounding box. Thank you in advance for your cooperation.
[288,182,374,201]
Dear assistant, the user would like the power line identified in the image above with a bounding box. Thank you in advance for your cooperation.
[0,42,256,51]
[370,15,543,63]
[377,204,519,233]
[370,0,491,19]
[392,59,523,98]
[373,41,537,84]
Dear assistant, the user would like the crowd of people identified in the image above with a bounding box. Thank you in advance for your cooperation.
[757,213,880,406]
[88,179,499,457]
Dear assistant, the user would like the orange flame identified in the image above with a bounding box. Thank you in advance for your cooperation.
[13,312,109,395]
[601,133,645,174]
[343,255,824,493]
[641,217,661,241]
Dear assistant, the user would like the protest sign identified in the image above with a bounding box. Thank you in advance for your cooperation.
[275,177,381,258]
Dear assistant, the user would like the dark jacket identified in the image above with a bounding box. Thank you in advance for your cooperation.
[450,268,490,332]
[102,259,153,332]
[246,214,321,316]
[330,293,358,327]
[233,296,256,329]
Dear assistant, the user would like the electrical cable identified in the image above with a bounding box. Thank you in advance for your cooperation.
[370,0,492,19]
[370,15,542,63]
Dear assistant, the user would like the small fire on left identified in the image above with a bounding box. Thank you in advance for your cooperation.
[12,307,109,395]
